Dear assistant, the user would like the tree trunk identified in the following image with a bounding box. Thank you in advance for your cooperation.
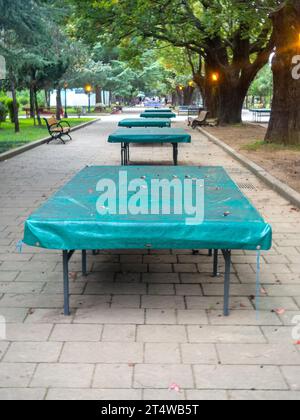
[204,83,219,119]
[218,83,247,124]
[95,86,102,104]
[193,56,270,124]
[171,91,177,107]
[183,86,194,106]
[265,0,300,145]
[176,88,184,106]
[194,70,219,119]
[45,89,50,108]
[10,76,19,133]
[33,87,42,126]
[56,88,62,120]
[30,86,35,118]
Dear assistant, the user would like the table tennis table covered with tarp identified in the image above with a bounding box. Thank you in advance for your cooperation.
[140,112,177,119]
[108,128,191,165]
[249,109,271,122]
[23,165,272,317]
[144,109,174,113]
[118,118,171,128]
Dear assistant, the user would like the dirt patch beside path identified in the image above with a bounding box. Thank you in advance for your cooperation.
[205,124,300,194]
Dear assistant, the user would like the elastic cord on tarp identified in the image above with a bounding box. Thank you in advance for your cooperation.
[256,247,261,319]
[16,240,23,254]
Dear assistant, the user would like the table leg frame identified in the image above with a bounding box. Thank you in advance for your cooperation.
[120,143,179,166]
[211,249,232,316]
[63,248,232,316]
[63,249,87,316]
[121,143,127,166]
[172,144,178,166]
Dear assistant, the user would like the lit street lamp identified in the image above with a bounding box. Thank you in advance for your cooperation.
[84,84,92,113]
[211,72,220,83]
[64,82,68,118]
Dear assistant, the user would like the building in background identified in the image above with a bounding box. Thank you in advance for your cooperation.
[50,88,110,109]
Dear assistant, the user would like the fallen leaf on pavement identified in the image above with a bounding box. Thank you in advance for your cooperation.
[275,308,285,315]
[69,272,78,281]
[169,383,181,393]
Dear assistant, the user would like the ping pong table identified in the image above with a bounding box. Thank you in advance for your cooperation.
[144,109,173,113]
[118,118,171,128]
[140,112,177,119]
[108,128,191,165]
[23,166,272,317]
[249,109,271,122]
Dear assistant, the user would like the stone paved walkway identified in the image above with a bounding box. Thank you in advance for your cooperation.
[0,115,300,400]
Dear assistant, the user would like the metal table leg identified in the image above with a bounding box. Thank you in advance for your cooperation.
[121,143,126,166]
[126,143,130,165]
[222,249,232,316]
[172,143,178,166]
[63,250,74,316]
[63,250,87,316]
[213,249,219,277]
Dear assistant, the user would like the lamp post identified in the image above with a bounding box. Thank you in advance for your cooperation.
[64,82,68,118]
[84,84,92,113]
[210,72,220,118]
[178,85,184,106]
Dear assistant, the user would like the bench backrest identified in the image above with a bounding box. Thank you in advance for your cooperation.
[43,117,59,132]
[47,116,58,126]
[198,110,209,121]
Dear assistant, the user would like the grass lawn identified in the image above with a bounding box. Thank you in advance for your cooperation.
[0,117,96,154]
[242,140,300,152]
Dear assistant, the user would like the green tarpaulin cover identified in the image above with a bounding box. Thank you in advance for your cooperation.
[145,109,173,113]
[118,118,171,128]
[23,166,272,251]
[249,109,271,113]
[140,112,176,118]
[108,128,191,144]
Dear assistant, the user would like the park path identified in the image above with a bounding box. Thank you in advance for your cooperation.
[0,115,300,400]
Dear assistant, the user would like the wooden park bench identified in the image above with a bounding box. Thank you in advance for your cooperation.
[43,117,72,144]
[188,110,210,129]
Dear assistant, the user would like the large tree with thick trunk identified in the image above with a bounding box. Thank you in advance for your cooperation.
[265,0,300,144]
[69,0,281,124]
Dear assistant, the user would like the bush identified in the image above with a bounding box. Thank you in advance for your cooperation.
[0,95,9,105]
[0,102,7,124]
[18,96,29,106]
[6,98,19,123]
